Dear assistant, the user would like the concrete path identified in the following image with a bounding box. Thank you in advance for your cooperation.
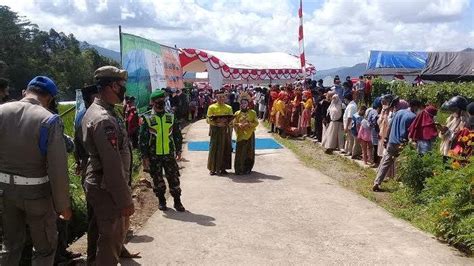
[122,120,472,265]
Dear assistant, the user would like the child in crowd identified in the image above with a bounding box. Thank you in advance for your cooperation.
[351,105,366,159]
[358,109,373,165]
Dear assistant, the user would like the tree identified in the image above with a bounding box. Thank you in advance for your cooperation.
[0,5,119,100]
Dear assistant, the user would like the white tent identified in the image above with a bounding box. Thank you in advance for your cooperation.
[180,49,316,89]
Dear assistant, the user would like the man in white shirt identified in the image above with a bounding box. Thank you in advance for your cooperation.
[342,94,358,155]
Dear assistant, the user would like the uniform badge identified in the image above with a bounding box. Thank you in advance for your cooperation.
[105,126,118,149]
[165,114,173,123]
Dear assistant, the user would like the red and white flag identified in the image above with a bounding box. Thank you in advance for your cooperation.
[298,0,306,77]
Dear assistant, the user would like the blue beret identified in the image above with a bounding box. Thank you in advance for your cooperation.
[28,76,58,96]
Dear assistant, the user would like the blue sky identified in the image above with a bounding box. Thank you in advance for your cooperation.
[3,0,473,70]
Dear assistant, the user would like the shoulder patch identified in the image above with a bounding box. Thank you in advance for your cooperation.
[149,116,158,126]
[104,125,118,149]
[165,114,173,123]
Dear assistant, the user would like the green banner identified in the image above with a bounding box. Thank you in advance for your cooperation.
[121,33,183,111]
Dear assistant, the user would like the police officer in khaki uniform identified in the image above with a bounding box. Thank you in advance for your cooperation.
[81,66,135,265]
[0,76,72,266]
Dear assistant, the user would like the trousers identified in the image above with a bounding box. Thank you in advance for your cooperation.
[149,154,181,197]
[85,186,125,266]
[0,196,57,266]
[374,143,401,185]
[344,132,354,155]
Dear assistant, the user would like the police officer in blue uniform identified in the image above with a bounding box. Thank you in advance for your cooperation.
[0,76,72,265]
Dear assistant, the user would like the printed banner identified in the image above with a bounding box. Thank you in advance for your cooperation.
[121,33,184,110]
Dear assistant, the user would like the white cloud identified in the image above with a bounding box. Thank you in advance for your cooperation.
[2,0,473,69]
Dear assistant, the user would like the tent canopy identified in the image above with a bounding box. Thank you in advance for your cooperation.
[420,52,474,82]
[180,49,315,86]
[365,50,428,76]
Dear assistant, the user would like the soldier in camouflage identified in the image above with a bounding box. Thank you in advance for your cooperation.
[139,90,185,212]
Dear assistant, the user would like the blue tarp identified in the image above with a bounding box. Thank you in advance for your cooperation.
[188,138,282,151]
[366,51,428,75]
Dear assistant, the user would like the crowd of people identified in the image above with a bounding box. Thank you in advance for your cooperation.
[195,75,473,193]
[0,67,472,265]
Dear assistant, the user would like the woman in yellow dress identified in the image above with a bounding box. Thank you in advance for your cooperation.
[207,91,234,175]
[233,93,259,175]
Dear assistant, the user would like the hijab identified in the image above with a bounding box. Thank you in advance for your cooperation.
[408,105,438,141]
[327,94,343,121]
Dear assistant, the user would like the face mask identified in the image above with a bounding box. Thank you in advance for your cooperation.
[154,100,165,110]
[48,97,59,114]
[114,83,126,102]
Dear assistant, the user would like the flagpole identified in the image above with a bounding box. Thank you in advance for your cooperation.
[298,0,306,87]
[119,25,123,67]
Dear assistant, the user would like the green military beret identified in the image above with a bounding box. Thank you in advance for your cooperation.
[150,90,165,100]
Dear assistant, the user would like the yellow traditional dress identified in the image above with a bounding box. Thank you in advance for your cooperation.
[233,109,259,174]
[207,103,233,173]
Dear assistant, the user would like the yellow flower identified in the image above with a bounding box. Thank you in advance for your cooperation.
[452,161,461,170]
[440,211,450,218]
[461,136,469,142]
[447,151,455,157]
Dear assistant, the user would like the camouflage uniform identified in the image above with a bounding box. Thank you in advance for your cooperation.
[139,110,184,211]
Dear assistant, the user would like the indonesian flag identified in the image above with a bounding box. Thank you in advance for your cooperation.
[298,0,306,77]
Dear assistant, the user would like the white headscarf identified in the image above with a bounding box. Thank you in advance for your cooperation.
[327,94,343,121]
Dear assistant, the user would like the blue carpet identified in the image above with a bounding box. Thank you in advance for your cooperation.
[188,138,282,151]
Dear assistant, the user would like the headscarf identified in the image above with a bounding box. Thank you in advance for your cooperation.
[278,91,288,101]
[408,105,438,141]
[372,96,382,109]
[396,100,409,111]
[293,90,302,107]
[327,94,343,121]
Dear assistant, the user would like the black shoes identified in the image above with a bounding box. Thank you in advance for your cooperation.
[174,197,185,212]
[158,195,168,211]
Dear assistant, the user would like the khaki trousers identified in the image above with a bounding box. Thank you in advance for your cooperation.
[0,196,57,266]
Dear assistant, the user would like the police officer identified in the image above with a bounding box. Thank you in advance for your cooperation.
[81,66,135,265]
[139,90,185,212]
[0,76,72,265]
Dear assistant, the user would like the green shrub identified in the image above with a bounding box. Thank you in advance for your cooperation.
[372,79,474,107]
[397,145,442,195]
[371,78,391,101]
[420,161,473,252]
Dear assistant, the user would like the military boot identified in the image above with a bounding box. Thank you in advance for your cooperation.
[157,194,168,211]
[173,196,185,212]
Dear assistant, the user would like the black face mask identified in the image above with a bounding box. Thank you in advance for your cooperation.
[154,100,165,110]
[48,97,59,114]
[115,84,126,102]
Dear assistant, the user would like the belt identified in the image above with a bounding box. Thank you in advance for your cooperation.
[0,172,49,185]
